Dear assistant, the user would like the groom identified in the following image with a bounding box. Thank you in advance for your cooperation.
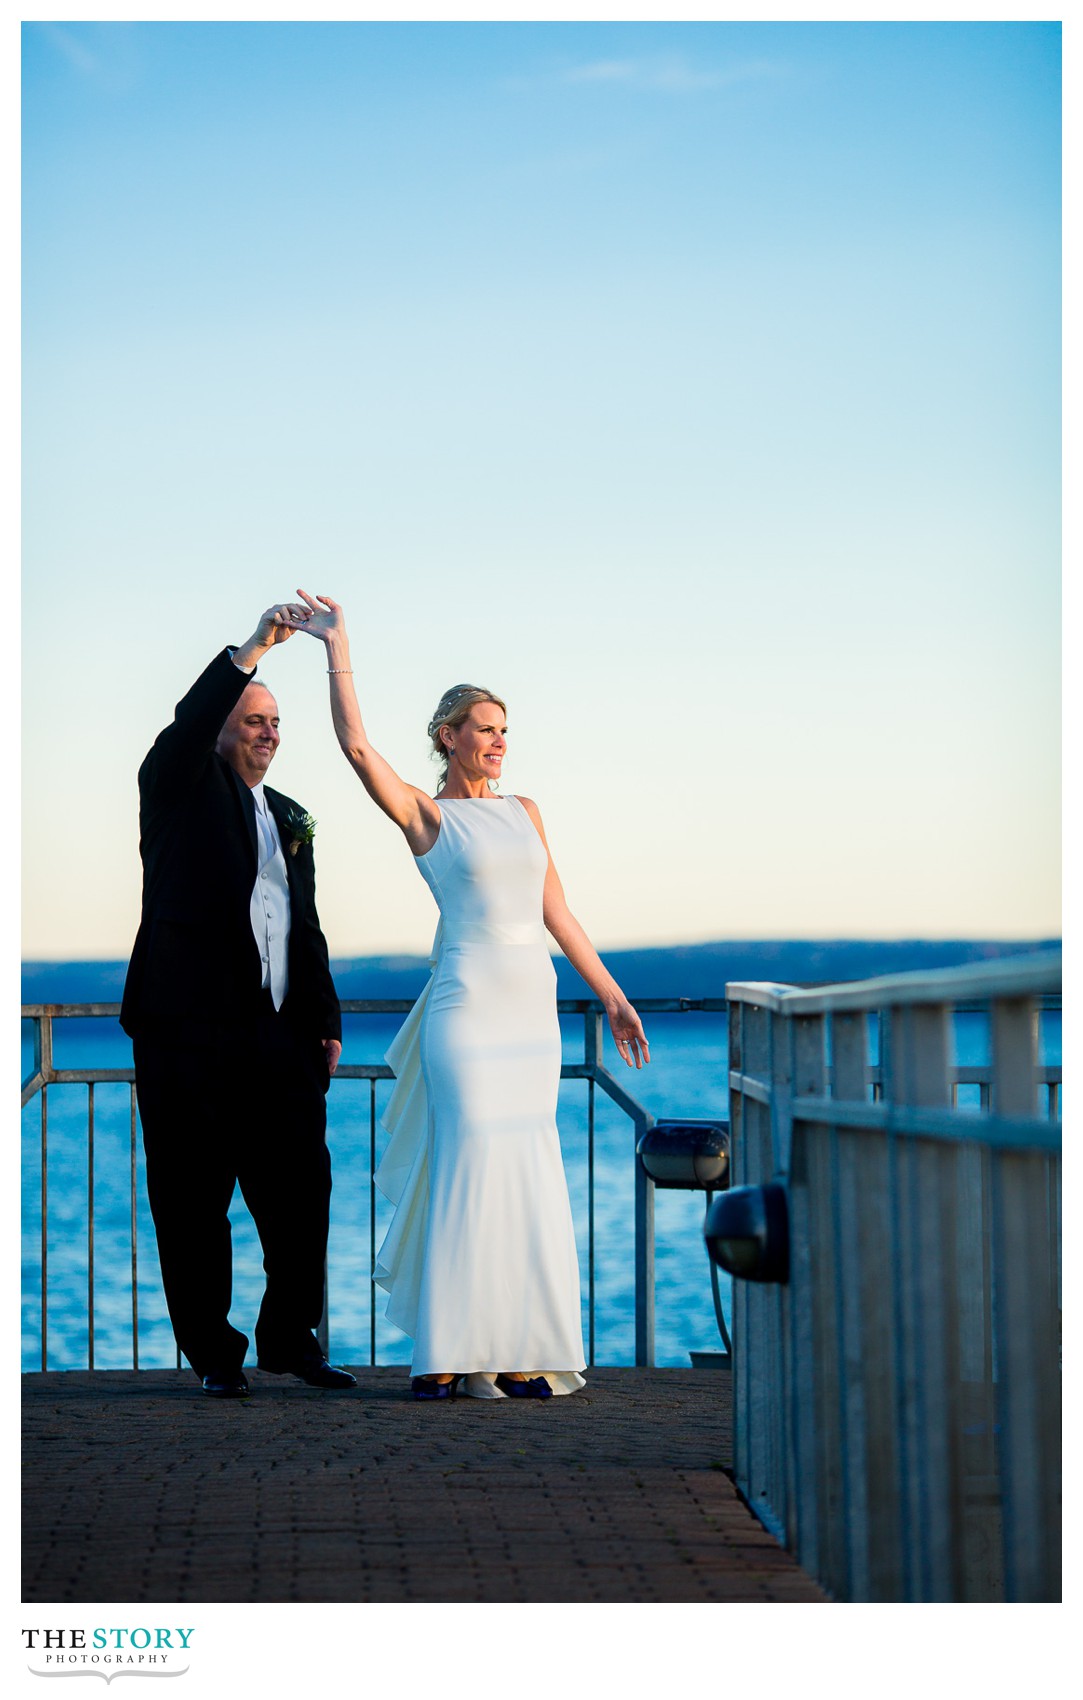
[121,601,355,1397]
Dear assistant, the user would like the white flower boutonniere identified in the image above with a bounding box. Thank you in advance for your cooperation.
[284,808,317,857]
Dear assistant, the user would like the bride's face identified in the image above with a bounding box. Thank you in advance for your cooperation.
[445,702,507,783]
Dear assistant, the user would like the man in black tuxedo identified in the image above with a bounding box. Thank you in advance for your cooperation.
[121,601,355,1397]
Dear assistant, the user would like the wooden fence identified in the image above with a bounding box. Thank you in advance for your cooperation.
[725,951,1061,1602]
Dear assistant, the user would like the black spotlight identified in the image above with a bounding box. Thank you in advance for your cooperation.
[636,1120,729,1190]
[704,1184,790,1283]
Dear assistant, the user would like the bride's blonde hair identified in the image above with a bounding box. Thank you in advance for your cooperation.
[427,684,507,791]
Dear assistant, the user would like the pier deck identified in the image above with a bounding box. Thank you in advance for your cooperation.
[22,1365,826,1603]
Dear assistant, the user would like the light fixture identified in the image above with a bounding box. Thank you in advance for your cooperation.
[636,1119,729,1190]
[704,1184,790,1283]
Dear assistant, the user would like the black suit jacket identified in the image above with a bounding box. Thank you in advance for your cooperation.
[121,648,341,1044]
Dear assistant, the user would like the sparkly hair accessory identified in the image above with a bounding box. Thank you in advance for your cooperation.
[427,684,503,745]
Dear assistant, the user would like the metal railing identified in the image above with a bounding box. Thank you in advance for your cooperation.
[22,997,731,1373]
[725,950,1062,1603]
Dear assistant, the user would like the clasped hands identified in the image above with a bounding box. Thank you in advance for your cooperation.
[235,592,344,661]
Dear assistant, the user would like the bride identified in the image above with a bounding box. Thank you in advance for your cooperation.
[287,590,650,1400]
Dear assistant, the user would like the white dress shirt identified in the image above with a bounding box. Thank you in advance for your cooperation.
[249,782,291,1010]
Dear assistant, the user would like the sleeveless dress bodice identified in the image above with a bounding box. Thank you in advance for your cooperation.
[415,794,549,945]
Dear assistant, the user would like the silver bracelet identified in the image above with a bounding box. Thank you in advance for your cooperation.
[327,668,353,674]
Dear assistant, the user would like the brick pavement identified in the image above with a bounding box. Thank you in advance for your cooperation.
[22,1366,828,1603]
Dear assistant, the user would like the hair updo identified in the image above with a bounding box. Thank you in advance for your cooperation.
[427,684,507,792]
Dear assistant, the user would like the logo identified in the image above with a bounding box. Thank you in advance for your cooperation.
[23,1629,193,1683]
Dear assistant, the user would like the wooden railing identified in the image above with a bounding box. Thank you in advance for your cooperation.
[725,950,1061,1602]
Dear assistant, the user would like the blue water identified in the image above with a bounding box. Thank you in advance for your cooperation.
[21,1006,1061,1374]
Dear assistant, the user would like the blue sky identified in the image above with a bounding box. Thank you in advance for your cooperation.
[21,17,1061,958]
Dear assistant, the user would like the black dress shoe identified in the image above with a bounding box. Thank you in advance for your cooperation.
[258,1358,357,1389]
[202,1371,249,1398]
[494,1374,553,1399]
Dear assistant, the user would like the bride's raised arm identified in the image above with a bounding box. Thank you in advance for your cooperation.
[285,590,441,857]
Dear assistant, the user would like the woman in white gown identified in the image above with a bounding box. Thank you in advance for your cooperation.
[288,591,650,1400]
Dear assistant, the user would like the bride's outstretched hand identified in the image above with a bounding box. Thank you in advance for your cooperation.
[284,589,345,644]
[609,1000,650,1069]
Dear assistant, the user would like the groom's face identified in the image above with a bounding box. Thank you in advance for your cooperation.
[216,684,281,787]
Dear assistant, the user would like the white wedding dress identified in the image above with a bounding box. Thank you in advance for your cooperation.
[373,794,586,1397]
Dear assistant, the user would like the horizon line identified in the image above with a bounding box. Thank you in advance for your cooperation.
[21,935,1063,967]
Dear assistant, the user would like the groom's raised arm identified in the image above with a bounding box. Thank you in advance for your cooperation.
[138,648,259,809]
[138,603,306,807]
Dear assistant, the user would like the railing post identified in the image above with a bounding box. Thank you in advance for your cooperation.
[88,1084,95,1373]
[883,1001,960,1601]
[832,1009,883,1602]
[369,1079,377,1368]
[587,1075,596,1367]
[633,1107,655,1368]
[38,1014,53,1373]
[734,999,786,1540]
[729,1000,747,1494]
[585,1005,654,1366]
[989,994,1060,1602]
[130,1084,139,1371]
[40,1085,48,1373]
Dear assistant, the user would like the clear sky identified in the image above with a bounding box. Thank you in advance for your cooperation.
[21,14,1061,960]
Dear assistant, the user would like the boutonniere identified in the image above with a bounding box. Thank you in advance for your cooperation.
[283,807,317,857]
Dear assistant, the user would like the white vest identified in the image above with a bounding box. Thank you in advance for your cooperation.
[249,783,291,1009]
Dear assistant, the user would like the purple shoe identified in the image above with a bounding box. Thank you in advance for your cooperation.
[411,1376,461,1401]
[495,1374,553,1399]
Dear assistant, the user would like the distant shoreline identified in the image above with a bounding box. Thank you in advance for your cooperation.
[21,938,1061,1005]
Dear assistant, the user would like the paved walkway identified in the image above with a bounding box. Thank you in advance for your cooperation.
[23,1366,827,1603]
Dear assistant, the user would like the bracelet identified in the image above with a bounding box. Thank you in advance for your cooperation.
[328,668,353,674]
